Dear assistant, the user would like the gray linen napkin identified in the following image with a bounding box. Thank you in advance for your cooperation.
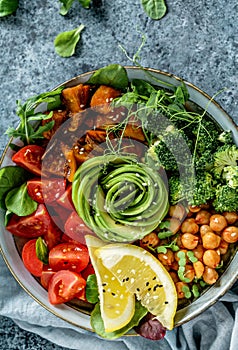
[0,253,237,350]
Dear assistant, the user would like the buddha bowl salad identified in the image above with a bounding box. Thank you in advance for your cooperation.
[1,64,238,340]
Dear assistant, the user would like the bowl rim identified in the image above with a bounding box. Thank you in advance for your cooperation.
[0,66,238,334]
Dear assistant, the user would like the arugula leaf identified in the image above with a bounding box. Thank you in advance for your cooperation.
[0,0,18,17]
[87,64,129,90]
[36,237,49,265]
[5,87,63,145]
[86,274,99,303]
[90,301,147,339]
[141,0,167,20]
[0,166,31,209]
[54,24,85,57]
[5,183,38,216]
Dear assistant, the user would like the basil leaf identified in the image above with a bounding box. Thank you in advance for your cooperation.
[0,166,31,209]
[54,24,85,58]
[87,64,129,90]
[36,237,49,265]
[0,0,18,17]
[5,182,38,216]
[91,301,147,339]
[78,0,91,8]
[86,274,99,303]
[141,0,167,20]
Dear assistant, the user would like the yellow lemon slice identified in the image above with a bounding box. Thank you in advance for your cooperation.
[95,243,177,330]
[85,235,135,332]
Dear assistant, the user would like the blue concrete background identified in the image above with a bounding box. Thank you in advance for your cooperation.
[0,0,237,348]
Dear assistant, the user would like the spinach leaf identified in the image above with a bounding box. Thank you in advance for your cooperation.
[141,0,167,20]
[59,0,91,15]
[54,24,85,57]
[4,210,13,226]
[87,64,129,90]
[5,182,38,216]
[86,274,99,303]
[36,237,49,265]
[90,301,147,339]
[0,0,18,17]
[78,0,91,8]
[5,87,63,145]
[0,166,30,209]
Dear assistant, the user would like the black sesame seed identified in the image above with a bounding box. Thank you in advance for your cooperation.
[148,288,151,291]
[111,292,116,296]
[103,289,106,293]
[102,283,107,286]
[122,278,126,282]
[165,301,169,304]
[146,282,150,287]
[136,288,140,292]
[126,277,130,281]
[152,276,156,280]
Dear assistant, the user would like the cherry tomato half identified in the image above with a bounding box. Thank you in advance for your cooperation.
[40,265,56,290]
[22,239,43,277]
[64,211,95,245]
[57,185,74,211]
[48,270,86,304]
[6,204,51,238]
[12,145,45,176]
[27,178,66,204]
[49,242,89,273]
[43,218,63,251]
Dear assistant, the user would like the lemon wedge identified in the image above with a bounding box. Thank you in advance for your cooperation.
[85,235,135,332]
[95,243,177,330]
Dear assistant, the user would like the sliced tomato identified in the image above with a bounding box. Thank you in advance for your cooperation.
[12,145,45,176]
[64,211,95,245]
[48,205,72,233]
[75,288,86,302]
[57,185,74,211]
[43,218,63,251]
[49,242,89,273]
[27,178,66,204]
[40,265,56,290]
[81,261,95,280]
[22,239,43,277]
[6,204,51,238]
[48,270,86,304]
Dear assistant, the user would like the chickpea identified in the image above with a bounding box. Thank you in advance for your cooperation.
[222,212,238,225]
[193,260,204,279]
[170,260,179,271]
[193,244,205,261]
[200,224,213,237]
[140,232,160,249]
[166,217,181,234]
[188,205,201,213]
[184,264,195,282]
[203,250,220,268]
[157,249,174,266]
[169,204,186,221]
[176,281,188,299]
[216,239,229,255]
[203,266,219,285]
[195,210,212,225]
[169,271,179,283]
[181,233,199,250]
[176,235,184,248]
[209,214,227,232]
[202,232,221,249]
[181,218,199,234]
[222,226,238,243]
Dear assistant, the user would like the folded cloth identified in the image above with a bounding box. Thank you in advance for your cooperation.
[0,253,238,350]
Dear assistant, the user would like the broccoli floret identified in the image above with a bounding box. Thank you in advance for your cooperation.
[223,165,238,189]
[147,125,193,172]
[193,119,220,155]
[194,150,214,173]
[213,145,238,178]
[218,130,234,145]
[168,176,186,205]
[188,172,215,206]
[213,185,238,212]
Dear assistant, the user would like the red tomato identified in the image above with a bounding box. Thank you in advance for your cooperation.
[22,239,43,277]
[48,270,86,304]
[81,262,95,281]
[43,218,63,251]
[49,242,89,273]
[40,265,56,290]
[12,145,45,176]
[64,211,95,245]
[75,288,86,302]
[27,178,66,204]
[6,204,51,238]
[57,185,74,211]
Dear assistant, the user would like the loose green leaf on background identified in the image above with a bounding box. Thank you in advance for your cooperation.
[87,64,129,90]
[5,182,38,216]
[141,0,167,20]
[54,24,85,57]
[0,0,18,17]
[59,0,91,15]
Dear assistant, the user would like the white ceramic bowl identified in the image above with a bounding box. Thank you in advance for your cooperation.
[0,67,238,333]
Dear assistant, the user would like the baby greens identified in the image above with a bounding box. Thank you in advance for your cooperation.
[59,0,91,15]
[54,24,85,57]
[141,0,167,20]
[86,274,99,304]
[36,237,49,265]
[87,64,129,90]
[0,0,18,17]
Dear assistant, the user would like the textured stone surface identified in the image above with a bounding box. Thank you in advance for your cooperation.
[0,0,237,349]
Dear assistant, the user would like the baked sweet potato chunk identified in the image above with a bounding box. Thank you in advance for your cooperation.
[42,110,67,139]
[90,85,121,114]
[62,84,92,113]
